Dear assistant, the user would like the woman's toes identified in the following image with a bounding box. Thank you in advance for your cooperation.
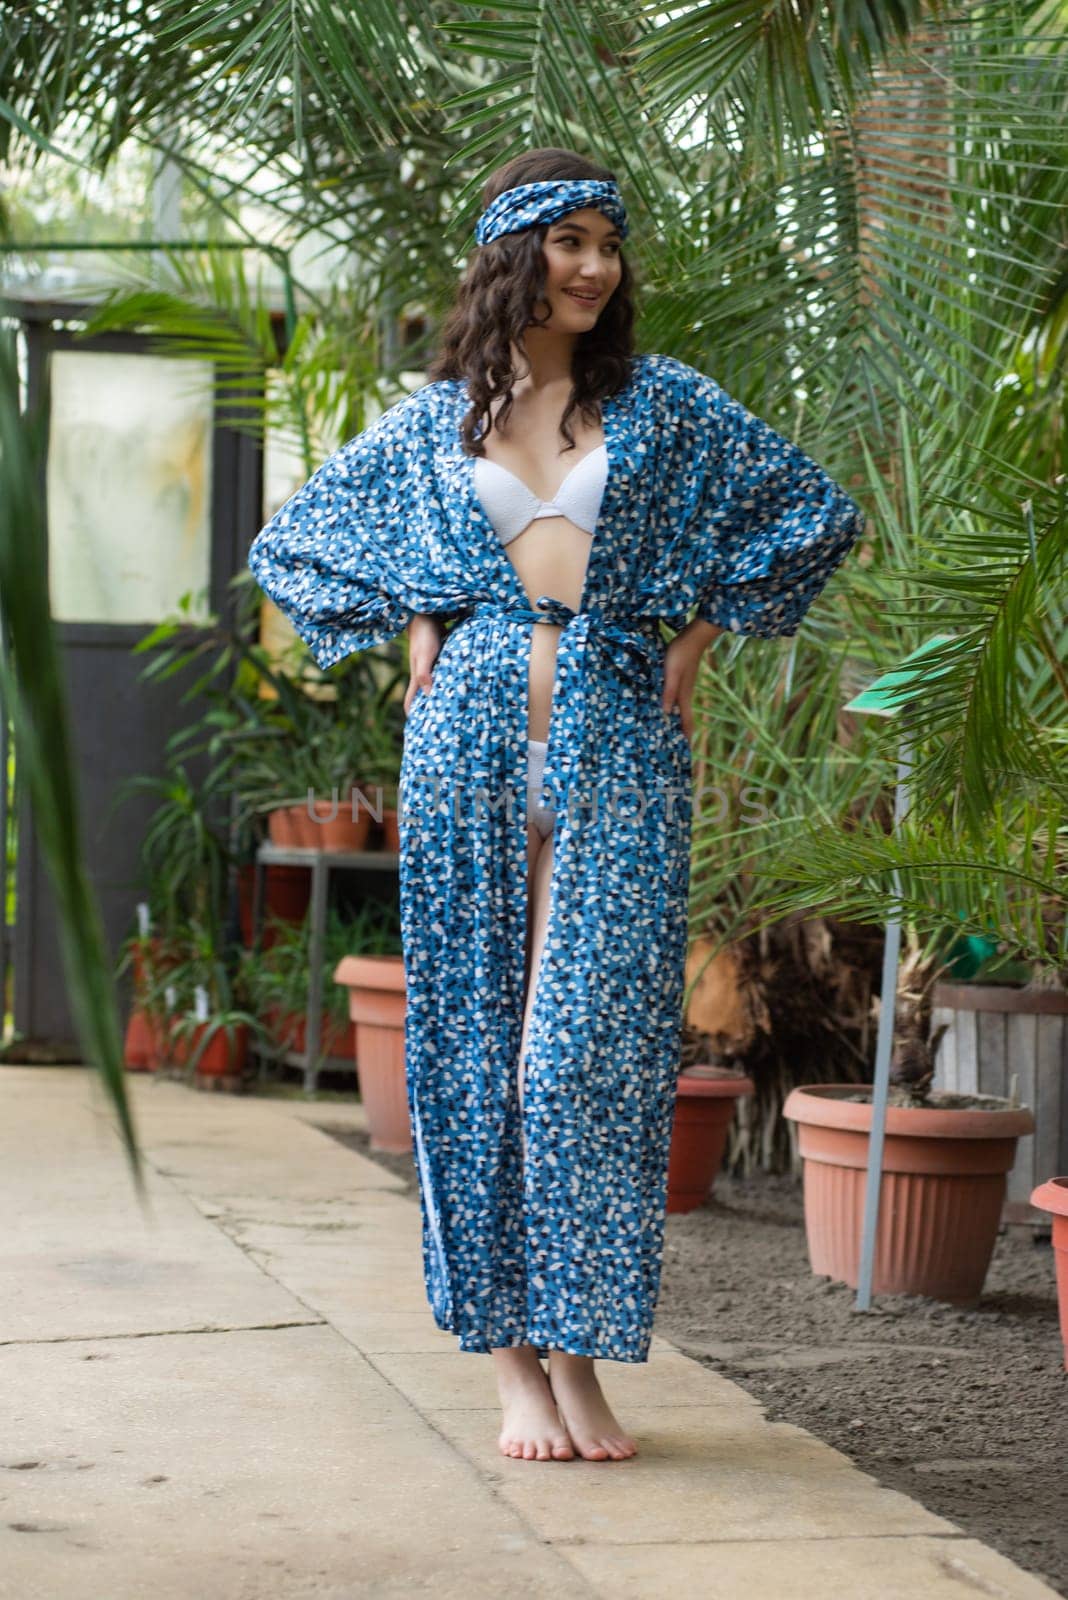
[551,1437,574,1460]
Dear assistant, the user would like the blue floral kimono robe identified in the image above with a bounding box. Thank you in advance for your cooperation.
[248,352,865,1362]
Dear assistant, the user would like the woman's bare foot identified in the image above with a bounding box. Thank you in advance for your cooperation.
[547,1350,638,1461]
[491,1345,575,1461]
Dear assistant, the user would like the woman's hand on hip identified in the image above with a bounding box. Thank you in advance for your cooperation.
[662,618,723,743]
[404,614,447,716]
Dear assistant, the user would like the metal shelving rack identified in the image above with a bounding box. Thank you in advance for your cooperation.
[250,842,400,1094]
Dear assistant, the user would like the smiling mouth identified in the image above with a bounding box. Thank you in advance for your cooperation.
[565,289,600,303]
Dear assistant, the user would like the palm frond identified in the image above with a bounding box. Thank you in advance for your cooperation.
[0,327,142,1179]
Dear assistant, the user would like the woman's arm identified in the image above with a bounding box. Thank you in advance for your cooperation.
[404,612,447,717]
[662,616,724,743]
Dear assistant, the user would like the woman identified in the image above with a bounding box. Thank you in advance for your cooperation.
[248,147,865,1466]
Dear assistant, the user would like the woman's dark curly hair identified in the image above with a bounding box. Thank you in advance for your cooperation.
[426,147,638,456]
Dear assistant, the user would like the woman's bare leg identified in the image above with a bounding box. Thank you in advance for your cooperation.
[521,824,637,1462]
[491,819,574,1462]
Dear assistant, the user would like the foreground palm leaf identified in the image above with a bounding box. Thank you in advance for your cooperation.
[0,331,143,1185]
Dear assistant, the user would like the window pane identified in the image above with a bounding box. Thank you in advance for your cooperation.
[47,350,214,625]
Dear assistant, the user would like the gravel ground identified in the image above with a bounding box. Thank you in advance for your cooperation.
[656,1174,1065,1598]
[320,1126,1066,1596]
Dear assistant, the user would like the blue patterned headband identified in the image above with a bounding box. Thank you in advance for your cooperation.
[474,178,629,247]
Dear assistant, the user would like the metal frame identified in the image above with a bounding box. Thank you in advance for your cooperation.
[250,842,400,1095]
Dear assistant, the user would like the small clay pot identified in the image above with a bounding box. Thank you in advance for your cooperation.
[667,1068,754,1213]
[267,806,306,847]
[315,810,373,852]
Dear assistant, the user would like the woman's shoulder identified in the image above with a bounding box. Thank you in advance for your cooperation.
[334,381,445,457]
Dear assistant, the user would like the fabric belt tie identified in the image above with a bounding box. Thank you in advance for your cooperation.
[470,594,660,814]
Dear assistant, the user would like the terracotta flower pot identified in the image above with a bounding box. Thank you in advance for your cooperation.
[267,1006,356,1059]
[784,1084,1035,1306]
[123,1007,155,1071]
[313,808,373,852]
[237,864,312,948]
[1030,1178,1068,1371]
[146,1014,169,1071]
[131,936,180,991]
[379,808,400,853]
[667,1067,755,1213]
[267,805,306,847]
[334,954,409,1152]
[175,1023,249,1078]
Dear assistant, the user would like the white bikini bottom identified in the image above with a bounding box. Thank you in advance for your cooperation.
[526,738,555,840]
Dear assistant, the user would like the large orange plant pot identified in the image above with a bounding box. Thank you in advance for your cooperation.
[334,955,409,1153]
[667,1068,754,1213]
[783,1084,1034,1306]
[1030,1178,1068,1371]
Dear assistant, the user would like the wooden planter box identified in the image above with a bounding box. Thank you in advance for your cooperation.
[931,981,1068,1225]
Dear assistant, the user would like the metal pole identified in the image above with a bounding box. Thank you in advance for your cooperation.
[855,733,914,1310]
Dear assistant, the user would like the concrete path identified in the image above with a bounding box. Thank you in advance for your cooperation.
[0,1066,1058,1600]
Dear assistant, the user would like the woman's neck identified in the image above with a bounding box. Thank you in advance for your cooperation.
[509,333,576,394]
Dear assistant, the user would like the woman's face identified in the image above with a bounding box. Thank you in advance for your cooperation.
[536,207,624,327]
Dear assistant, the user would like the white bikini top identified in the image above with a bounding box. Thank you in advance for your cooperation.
[474,444,608,546]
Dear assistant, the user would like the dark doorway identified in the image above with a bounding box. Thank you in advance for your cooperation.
[8,306,265,1046]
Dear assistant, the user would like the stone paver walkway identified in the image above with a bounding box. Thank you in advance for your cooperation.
[0,1066,1058,1599]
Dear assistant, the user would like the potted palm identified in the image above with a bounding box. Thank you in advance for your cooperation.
[299,715,374,852]
[726,434,1065,1306]
[784,932,1036,1304]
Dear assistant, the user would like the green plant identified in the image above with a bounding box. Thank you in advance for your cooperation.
[244,900,403,1028]
[114,764,232,947]
[132,611,406,835]
[170,1007,267,1079]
